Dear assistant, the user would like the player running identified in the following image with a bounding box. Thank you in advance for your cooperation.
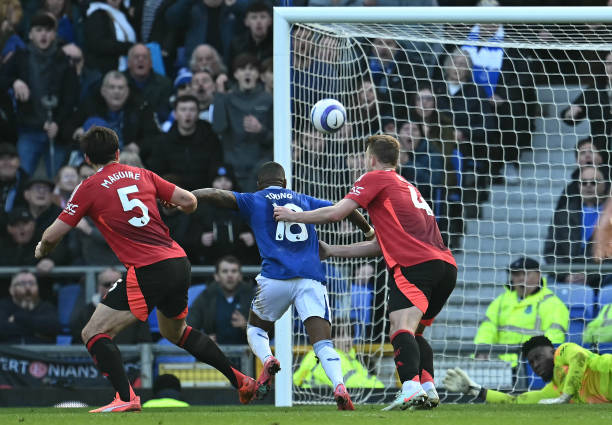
[191,161,374,410]
[35,126,258,413]
[274,134,457,411]
[444,335,612,404]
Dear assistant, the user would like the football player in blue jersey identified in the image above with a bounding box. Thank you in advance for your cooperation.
[191,161,374,410]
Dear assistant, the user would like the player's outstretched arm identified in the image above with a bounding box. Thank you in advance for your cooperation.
[35,219,73,259]
[170,187,198,213]
[319,239,382,260]
[191,188,238,210]
[274,198,359,224]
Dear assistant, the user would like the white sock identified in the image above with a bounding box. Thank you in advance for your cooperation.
[246,325,273,364]
[313,339,343,389]
[422,381,436,393]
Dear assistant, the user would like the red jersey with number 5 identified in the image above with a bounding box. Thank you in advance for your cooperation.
[57,162,186,268]
[345,170,456,269]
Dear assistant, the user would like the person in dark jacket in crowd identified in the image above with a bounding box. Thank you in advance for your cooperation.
[70,268,151,344]
[229,1,272,65]
[148,94,223,190]
[0,143,27,235]
[187,255,254,345]
[84,0,136,74]
[212,53,272,192]
[124,43,172,121]
[0,13,78,177]
[61,43,102,103]
[0,271,61,344]
[65,70,160,160]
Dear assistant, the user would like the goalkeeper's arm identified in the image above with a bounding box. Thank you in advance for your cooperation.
[443,368,562,404]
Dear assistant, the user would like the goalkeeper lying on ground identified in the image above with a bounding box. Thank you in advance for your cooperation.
[444,335,612,404]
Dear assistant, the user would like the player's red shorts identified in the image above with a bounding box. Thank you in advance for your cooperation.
[102,256,191,321]
[388,259,457,327]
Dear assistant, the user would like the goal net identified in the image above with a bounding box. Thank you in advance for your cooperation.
[275,7,612,405]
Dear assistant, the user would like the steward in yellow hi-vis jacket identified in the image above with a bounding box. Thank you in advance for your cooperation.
[583,304,612,344]
[445,336,612,404]
[293,347,384,389]
[474,257,569,367]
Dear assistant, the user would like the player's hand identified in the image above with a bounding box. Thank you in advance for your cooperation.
[231,310,247,329]
[273,206,295,222]
[318,240,331,260]
[159,199,177,209]
[34,241,44,259]
[538,393,572,404]
[443,368,481,396]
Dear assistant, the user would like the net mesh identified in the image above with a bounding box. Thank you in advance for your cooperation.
[288,21,612,404]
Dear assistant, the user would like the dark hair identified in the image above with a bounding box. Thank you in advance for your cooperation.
[175,94,199,109]
[257,161,285,184]
[246,0,272,16]
[260,57,273,74]
[80,126,119,165]
[521,335,554,358]
[30,12,57,31]
[215,255,241,273]
[366,134,400,166]
[232,53,259,74]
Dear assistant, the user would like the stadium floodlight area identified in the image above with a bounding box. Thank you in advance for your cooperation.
[273,6,612,406]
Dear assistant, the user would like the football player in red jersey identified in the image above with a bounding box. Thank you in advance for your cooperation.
[274,134,457,411]
[35,126,257,412]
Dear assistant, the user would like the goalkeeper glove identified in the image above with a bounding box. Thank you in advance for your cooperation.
[538,393,572,404]
[443,368,482,396]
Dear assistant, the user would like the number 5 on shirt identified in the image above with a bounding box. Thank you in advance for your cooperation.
[117,185,150,227]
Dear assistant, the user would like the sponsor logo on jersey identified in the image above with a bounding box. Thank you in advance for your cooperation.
[350,185,364,196]
[64,202,79,215]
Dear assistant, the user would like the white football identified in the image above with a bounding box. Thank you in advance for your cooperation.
[310,98,346,134]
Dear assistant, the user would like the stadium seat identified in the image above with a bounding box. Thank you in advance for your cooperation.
[148,308,160,334]
[599,285,612,306]
[188,284,207,306]
[57,284,82,333]
[56,335,73,345]
[550,284,595,319]
[597,343,612,354]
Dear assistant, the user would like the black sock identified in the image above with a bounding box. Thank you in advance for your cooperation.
[178,326,239,388]
[391,329,420,383]
[416,334,434,384]
[86,334,131,401]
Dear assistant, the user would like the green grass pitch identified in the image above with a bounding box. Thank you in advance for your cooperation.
[0,404,611,425]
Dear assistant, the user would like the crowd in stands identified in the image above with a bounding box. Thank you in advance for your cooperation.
[1,0,612,369]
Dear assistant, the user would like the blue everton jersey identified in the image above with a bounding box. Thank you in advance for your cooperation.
[233,187,332,282]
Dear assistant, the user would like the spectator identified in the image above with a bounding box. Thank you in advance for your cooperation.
[125,43,172,120]
[0,0,24,63]
[66,71,159,158]
[212,54,272,192]
[0,12,79,177]
[148,94,223,190]
[187,164,259,265]
[259,57,272,94]
[187,255,254,345]
[0,208,40,266]
[52,165,78,209]
[191,69,216,123]
[84,0,136,74]
[188,44,228,93]
[474,257,569,368]
[177,0,248,67]
[293,321,384,389]
[561,51,612,156]
[583,302,612,344]
[0,143,27,232]
[0,89,17,143]
[544,165,610,287]
[350,264,376,340]
[462,23,537,183]
[161,69,193,132]
[142,374,190,408]
[229,1,272,65]
[23,177,62,234]
[61,43,102,103]
[0,271,61,343]
[118,150,144,167]
[42,0,84,46]
[70,268,151,344]
[77,161,95,181]
[554,137,606,212]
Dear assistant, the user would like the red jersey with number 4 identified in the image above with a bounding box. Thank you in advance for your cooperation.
[58,162,186,268]
[345,169,456,269]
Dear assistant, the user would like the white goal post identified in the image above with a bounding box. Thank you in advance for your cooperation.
[273,6,612,407]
